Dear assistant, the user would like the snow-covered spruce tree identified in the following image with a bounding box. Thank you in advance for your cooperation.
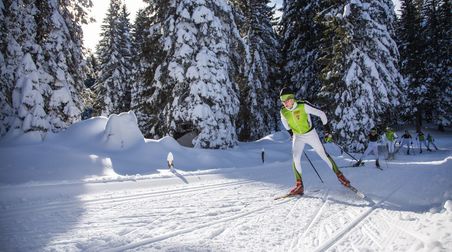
[421,0,452,130]
[130,6,156,136]
[2,0,49,139]
[145,0,242,149]
[1,0,91,139]
[36,0,90,133]
[231,0,281,141]
[95,0,133,116]
[9,53,49,138]
[317,0,404,151]
[0,0,13,136]
[279,0,325,100]
[396,0,427,130]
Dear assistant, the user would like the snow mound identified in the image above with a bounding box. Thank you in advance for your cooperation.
[444,200,452,212]
[0,130,44,145]
[47,116,107,145]
[102,111,144,150]
[257,131,289,143]
[158,136,182,149]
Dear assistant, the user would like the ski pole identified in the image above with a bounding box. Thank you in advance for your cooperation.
[304,151,324,183]
[335,143,359,161]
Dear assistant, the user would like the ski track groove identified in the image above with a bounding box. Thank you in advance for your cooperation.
[312,185,403,252]
[117,186,225,238]
[0,180,255,218]
[288,189,330,251]
[379,210,429,244]
[104,197,297,252]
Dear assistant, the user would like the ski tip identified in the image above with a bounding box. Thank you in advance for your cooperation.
[357,191,366,199]
[274,193,302,200]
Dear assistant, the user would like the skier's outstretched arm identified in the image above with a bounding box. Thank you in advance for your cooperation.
[280,111,290,130]
[304,104,328,125]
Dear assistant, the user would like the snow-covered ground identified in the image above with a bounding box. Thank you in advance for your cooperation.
[1,113,451,251]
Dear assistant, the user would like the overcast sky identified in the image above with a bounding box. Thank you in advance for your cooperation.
[82,0,402,53]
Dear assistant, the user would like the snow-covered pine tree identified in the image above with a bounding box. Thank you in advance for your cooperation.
[0,0,13,136]
[130,4,166,137]
[397,0,427,130]
[9,53,48,139]
[1,0,49,139]
[421,0,452,130]
[95,0,133,116]
[84,52,98,89]
[145,0,242,149]
[317,0,404,151]
[231,0,281,141]
[1,0,91,139]
[279,0,325,100]
[36,0,89,133]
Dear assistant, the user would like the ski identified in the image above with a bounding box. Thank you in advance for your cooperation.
[339,163,365,169]
[274,193,301,200]
[375,166,383,171]
[347,185,366,199]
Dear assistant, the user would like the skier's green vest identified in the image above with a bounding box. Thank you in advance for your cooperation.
[281,101,312,134]
[325,135,333,143]
[385,130,396,141]
[419,132,425,141]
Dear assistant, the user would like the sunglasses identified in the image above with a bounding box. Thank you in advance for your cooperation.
[280,94,295,102]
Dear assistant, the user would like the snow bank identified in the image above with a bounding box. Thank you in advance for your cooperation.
[445,200,452,212]
[102,111,144,150]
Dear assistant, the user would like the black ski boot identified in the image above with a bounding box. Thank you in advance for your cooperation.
[376,159,380,168]
[353,160,362,167]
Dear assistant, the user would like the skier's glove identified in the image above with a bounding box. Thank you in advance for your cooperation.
[324,124,331,133]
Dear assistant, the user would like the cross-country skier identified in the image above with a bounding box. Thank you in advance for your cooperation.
[384,127,398,160]
[416,130,431,153]
[279,87,351,196]
[324,132,333,143]
[399,130,412,155]
[427,133,439,150]
[322,131,342,156]
[353,128,381,168]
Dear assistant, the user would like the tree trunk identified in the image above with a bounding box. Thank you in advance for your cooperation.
[415,107,423,132]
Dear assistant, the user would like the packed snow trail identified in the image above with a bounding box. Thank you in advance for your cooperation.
[0,127,451,251]
[1,157,451,252]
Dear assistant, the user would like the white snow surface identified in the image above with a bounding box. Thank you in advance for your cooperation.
[0,116,451,251]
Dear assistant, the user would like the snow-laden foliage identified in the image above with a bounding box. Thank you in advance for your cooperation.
[94,0,133,117]
[130,7,156,137]
[397,0,428,130]
[279,0,325,100]
[140,0,244,149]
[317,0,404,151]
[232,0,281,141]
[39,0,88,132]
[419,0,451,129]
[1,0,91,139]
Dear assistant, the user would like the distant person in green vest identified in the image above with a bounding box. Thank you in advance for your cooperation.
[427,133,439,151]
[324,132,334,143]
[416,130,431,153]
[384,127,398,160]
[279,87,352,196]
[322,131,343,156]
[353,127,381,168]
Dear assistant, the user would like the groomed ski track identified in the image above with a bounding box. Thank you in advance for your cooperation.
[1,165,435,252]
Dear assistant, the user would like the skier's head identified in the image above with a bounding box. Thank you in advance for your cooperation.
[280,87,295,109]
[371,127,377,134]
[280,87,294,101]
